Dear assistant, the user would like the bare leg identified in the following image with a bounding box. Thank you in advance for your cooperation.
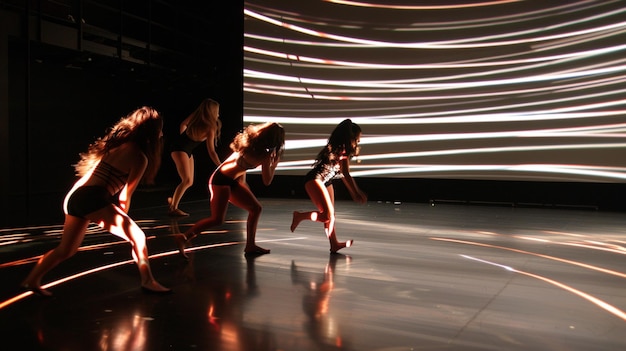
[324,182,353,252]
[169,151,194,216]
[21,215,90,296]
[176,184,231,258]
[290,210,320,232]
[229,182,269,255]
[98,206,170,293]
[291,180,331,233]
[328,226,353,253]
[303,180,353,252]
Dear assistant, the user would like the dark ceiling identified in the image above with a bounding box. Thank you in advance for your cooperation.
[2,0,242,84]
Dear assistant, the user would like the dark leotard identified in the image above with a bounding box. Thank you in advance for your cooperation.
[304,163,342,187]
[170,132,202,157]
[304,151,348,187]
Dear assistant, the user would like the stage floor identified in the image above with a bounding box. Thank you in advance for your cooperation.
[1,198,626,350]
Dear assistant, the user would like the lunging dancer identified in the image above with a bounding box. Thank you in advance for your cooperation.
[175,122,285,258]
[21,106,171,296]
[291,119,367,253]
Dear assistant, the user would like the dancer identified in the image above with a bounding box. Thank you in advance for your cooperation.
[168,98,222,216]
[175,122,285,258]
[290,119,367,253]
[21,106,171,296]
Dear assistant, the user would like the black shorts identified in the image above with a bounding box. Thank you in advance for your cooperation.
[65,186,113,218]
[210,169,239,187]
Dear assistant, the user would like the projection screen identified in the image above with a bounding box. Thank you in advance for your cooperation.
[243,0,626,183]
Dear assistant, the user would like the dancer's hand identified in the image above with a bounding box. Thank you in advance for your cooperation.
[354,189,367,204]
[269,149,279,167]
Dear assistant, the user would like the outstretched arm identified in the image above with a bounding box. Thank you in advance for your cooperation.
[339,158,367,204]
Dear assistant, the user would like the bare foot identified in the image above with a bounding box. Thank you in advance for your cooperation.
[330,239,353,254]
[173,233,195,259]
[168,208,189,217]
[290,211,300,232]
[244,245,270,256]
[141,281,172,294]
[20,283,52,297]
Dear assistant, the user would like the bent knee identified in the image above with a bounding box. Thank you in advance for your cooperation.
[180,177,194,187]
[317,212,334,223]
[249,203,262,216]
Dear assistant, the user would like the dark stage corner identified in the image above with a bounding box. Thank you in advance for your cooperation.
[2,1,626,351]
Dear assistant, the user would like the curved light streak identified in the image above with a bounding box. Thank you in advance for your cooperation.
[324,0,523,11]
[245,65,626,89]
[432,238,626,278]
[256,1,615,34]
[0,237,307,310]
[244,44,626,70]
[354,143,626,162]
[461,255,626,321]
[245,81,626,110]
[244,1,626,183]
[244,8,626,48]
[362,103,626,122]
[348,164,626,181]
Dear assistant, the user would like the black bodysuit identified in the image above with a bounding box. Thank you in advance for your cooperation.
[170,132,202,157]
[304,163,342,187]
[304,150,348,187]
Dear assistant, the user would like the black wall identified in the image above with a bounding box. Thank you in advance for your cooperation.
[1,1,243,226]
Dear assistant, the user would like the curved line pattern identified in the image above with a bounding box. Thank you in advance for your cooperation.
[244,0,626,182]
[0,237,307,310]
[461,254,626,321]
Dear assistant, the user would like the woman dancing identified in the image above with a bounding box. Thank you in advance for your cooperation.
[168,98,222,216]
[21,106,171,296]
[175,122,285,258]
[290,119,367,253]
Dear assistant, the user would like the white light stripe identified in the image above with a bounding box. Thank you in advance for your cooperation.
[461,255,626,321]
[244,8,626,48]
[243,44,626,70]
[244,1,626,183]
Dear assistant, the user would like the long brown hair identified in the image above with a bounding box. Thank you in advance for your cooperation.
[313,119,361,167]
[185,98,221,144]
[230,122,285,159]
[74,106,164,184]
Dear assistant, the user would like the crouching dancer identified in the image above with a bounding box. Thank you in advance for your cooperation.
[175,122,285,258]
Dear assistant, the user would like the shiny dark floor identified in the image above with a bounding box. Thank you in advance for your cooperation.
[1,197,626,350]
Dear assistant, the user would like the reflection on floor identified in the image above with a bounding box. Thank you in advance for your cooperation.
[1,198,626,350]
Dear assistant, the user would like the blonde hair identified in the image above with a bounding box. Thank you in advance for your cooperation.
[185,98,221,144]
[74,106,164,184]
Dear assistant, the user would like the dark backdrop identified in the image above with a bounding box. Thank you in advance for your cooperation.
[2,1,243,226]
